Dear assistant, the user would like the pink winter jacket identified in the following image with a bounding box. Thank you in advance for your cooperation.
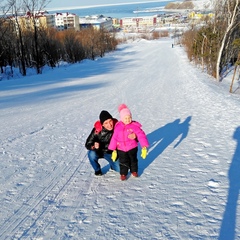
[108,120,149,152]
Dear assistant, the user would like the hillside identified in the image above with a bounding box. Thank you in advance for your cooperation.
[0,37,240,239]
[166,0,214,10]
[192,0,214,10]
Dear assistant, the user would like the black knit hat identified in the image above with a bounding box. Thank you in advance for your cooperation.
[99,110,113,124]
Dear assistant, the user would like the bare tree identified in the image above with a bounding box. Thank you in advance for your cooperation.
[229,38,240,92]
[39,28,63,67]
[215,0,240,80]
[1,0,51,75]
[0,0,29,76]
[22,0,51,73]
[1,0,119,77]
[61,30,85,63]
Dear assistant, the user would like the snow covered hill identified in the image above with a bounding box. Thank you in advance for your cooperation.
[171,0,215,10]
[192,0,215,10]
[0,37,240,239]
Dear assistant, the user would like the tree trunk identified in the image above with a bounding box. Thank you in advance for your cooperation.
[216,0,239,81]
[229,65,238,92]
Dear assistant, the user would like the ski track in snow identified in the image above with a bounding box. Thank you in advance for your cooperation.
[0,38,240,239]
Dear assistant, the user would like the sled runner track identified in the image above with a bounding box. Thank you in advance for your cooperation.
[0,147,89,239]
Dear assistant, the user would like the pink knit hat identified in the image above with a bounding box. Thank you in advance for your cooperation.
[118,103,132,122]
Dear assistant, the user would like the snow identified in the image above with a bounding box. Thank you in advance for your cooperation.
[172,0,215,10]
[192,0,215,10]
[1,37,240,239]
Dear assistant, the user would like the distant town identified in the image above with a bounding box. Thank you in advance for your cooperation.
[9,8,214,34]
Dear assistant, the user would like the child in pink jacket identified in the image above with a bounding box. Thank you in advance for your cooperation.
[108,104,149,181]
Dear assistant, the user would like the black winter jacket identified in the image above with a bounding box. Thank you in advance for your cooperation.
[85,119,117,157]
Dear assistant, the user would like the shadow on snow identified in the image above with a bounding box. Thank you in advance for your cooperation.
[138,116,191,175]
[219,126,240,240]
[0,53,136,109]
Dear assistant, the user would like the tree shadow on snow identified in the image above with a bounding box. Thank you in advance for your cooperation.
[138,116,191,175]
[219,126,240,240]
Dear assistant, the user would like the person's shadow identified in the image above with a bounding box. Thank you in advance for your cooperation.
[219,127,240,240]
[138,116,191,175]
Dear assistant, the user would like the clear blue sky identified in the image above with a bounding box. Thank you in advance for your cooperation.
[46,0,172,10]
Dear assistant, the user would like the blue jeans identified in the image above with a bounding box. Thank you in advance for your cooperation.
[87,150,120,173]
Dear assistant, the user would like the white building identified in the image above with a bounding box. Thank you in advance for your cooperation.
[120,16,157,29]
[79,15,113,31]
[55,12,80,31]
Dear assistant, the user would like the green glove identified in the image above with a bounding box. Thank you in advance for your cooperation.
[111,150,117,162]
[141,147,147,159]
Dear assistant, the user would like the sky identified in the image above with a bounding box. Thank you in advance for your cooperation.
[0,33,240,239]
[46,0,173,10]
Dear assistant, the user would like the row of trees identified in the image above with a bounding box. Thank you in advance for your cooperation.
[181,0,240,82]
[0,0,118,77]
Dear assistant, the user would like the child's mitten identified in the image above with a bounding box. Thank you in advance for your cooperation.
[111,150,117,162]
[141,147,147,159]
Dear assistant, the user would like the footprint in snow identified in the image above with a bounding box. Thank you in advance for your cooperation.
[208,179,220,188]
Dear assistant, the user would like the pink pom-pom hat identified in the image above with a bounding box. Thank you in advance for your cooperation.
[118,103,132,122]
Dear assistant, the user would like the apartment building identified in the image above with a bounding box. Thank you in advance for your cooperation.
[79,15,113,31]
[12,12,114,32]
[55,12,80,31]
[120,16,157,29]
[15,12,55,31]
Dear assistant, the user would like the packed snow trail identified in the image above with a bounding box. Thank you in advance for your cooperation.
[0,38,240,239]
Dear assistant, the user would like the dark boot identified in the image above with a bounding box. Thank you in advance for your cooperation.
[95,170,102,176]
